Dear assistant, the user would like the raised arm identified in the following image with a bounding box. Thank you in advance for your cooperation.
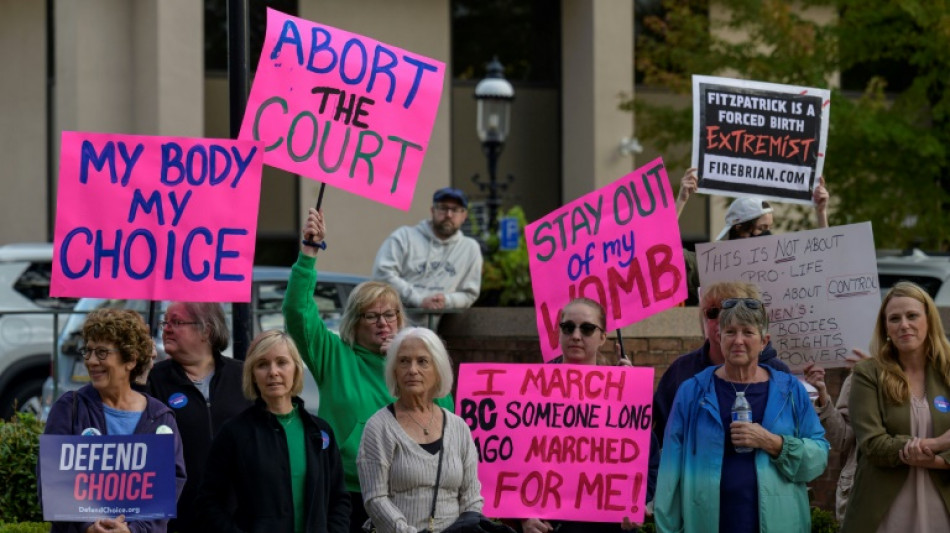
[676,168,698,219]
[813,175,829,228]
[283,208,344,385]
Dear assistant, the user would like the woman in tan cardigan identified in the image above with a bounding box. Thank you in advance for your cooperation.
[843,282,950,532]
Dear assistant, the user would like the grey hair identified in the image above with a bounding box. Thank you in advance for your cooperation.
[173,302,230,353]
[384,327,453,399]
[719,301,769,339]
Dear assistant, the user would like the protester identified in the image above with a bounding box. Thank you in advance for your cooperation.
[842,281,950,532]
[43,309,186,533]
[676,167,830,233]
[653,281,789,447]
[284,208,455,533]
[147,302,251,533]
[677,169,829,304]
[803,349,870,524]
[372,187,482,326]
[520,298,653,533]
[655,297,828,533]
[197,330,349,533]
[358,327,484,533]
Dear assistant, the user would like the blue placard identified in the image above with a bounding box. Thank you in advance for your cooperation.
[498,216,520,251]
[40,434,177,522]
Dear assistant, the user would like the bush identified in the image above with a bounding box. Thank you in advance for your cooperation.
[0,523,50,533]
[811,506,839,533]
[478,206,533,306]
[0,413,44,524]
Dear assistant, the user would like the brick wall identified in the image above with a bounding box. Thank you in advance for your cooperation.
[439,306,851,514]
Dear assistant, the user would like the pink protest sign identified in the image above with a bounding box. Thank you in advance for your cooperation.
[526,158,687,361]
[51,131,263,302]
[239,9,445,210]
[457,363,655,523]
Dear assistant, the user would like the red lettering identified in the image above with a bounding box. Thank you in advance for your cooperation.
[647,244,681,301]
[539,302,561,351]
[607,259,649,314]
[74,473,88,499]
[705,125,720,149]
[140,471,155,500]
[604,473,627,511]
[472,369,506,396]
[494,472,520,508]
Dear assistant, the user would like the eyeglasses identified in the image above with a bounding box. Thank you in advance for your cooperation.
[433,204,466,215]
[160,320,199,329]
[559,321,603,337]
[361,310,400,323]
[80,347,118,361]
[705,298,764,320]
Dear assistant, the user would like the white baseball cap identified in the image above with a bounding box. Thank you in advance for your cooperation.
[715,197,773,241]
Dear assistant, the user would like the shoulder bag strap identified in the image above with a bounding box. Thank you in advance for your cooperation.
[428,408,447,532]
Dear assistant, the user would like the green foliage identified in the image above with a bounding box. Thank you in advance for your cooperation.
[811,506,839,533]
[479,206,534,306]
[0,523,50,533]
[0,413,44,524]
[628,0,950,249]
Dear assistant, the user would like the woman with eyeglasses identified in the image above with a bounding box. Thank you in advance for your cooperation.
[842,282,950,532]
[43,308,186,533]
[654,297,828,533]
[147,302,251,533]
[284,208,455,533]
[520,298,653,533]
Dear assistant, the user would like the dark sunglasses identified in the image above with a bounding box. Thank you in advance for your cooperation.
[559,321,603,337]
[705,298,764,320]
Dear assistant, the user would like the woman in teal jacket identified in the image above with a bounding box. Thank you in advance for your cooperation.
[283,208,454,533]
[654,298,828,533]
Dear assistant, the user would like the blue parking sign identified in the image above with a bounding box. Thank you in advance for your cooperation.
[498,217,520,251]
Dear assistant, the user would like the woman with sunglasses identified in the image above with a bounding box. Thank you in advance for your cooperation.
[284,208,455,533]
[520,298,652,533]
[842,282,950,532]
[655,297,828,533]
[43,309,186,533]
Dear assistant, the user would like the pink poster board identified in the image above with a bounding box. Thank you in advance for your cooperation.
[526,158,687,361]
[457,363,655,523]
[51,131,263,302]
[239,8,445,210]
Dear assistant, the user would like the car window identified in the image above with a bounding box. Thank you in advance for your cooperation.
[878,274,942,299]
[13,262,77,310]
[256,281,344,332]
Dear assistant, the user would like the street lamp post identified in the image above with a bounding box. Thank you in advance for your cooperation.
[473,57,514,233]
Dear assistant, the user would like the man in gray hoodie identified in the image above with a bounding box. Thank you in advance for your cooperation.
[372,187,483,327]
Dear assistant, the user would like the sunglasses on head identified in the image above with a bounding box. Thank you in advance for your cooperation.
[559,321,604,337]
[704,298,764,320]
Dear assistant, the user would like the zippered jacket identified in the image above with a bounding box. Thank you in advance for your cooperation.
[654,365,828,533]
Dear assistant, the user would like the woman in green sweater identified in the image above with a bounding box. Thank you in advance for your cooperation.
[283,208,454,533]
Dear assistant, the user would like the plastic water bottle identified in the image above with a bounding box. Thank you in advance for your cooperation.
[731,391,753,453]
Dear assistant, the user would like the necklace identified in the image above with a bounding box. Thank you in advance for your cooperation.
[277,407,297,428]
[722,367,756,395]
[404,404,437,436]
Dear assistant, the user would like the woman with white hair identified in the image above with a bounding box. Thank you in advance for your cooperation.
[357,327,483,533]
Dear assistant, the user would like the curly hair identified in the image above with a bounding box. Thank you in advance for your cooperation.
[82,308,153,382]
[872,281,950,404]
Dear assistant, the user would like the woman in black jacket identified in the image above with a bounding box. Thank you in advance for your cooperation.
[197,330,350,533]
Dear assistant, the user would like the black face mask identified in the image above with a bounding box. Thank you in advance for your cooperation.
[752,230,772,238]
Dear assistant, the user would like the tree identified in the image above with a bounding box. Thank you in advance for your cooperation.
[626,0,950,249]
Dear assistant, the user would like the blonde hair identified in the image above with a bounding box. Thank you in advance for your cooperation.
[242,330,306,400]
[339,281,406,346]
[872,281,950,404]
[700,281,762,311]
